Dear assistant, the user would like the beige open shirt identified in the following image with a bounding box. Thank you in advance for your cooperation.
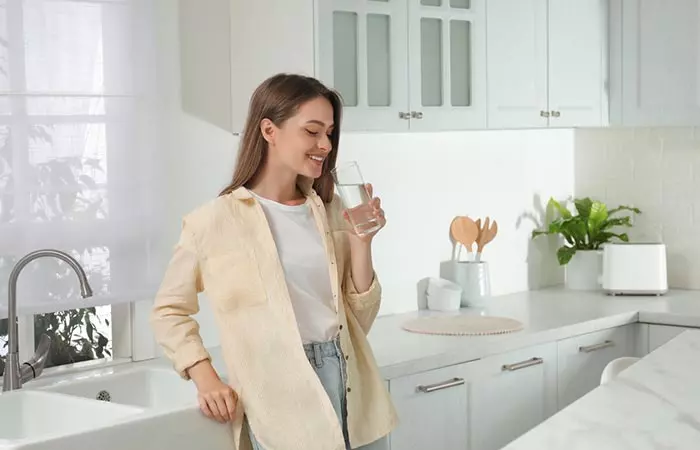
[150,179,398,450]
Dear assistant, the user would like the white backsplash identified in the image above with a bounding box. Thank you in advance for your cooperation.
[575,127,700,289]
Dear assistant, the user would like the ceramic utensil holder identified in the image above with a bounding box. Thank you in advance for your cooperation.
[443,261,491,307]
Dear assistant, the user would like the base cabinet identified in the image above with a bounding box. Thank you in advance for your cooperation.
[388,363,470,450]
[556,324,636,409]
[388,342,557,450]
[468,343,557,450]
[387,325,647,450]
[648,324,694,353]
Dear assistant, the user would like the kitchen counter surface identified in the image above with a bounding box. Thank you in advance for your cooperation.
[503,327,700,450]
[28,287,700,387]
[365,287,700,379]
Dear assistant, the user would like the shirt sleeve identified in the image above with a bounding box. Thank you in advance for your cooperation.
[343,267,382,334]
[150,219,211,380]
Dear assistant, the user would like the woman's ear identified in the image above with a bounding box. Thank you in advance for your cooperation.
[260,118,276,144]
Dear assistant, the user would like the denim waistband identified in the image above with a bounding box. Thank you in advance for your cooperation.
[303,337,342,366]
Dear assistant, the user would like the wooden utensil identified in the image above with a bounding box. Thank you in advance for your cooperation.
[475,216,498,261]
[449,217,459,261]
[451,216,479,261]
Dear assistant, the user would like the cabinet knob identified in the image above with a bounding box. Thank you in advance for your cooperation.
[551,110,561,118]
[411,111,423,119]
[540,110,550,118]
[399,112,410,120]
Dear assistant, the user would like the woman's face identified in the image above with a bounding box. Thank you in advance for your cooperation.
[261,96,335,180]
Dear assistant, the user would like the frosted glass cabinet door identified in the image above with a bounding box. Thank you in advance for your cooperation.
[316,0,409,132]
[407,0,487,131]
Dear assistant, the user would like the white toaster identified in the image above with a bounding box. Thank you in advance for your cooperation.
[602,243,668,295]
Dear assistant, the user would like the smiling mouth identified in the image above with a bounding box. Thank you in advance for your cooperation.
[309,155,325,163]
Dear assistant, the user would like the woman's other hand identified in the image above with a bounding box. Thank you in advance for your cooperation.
[188,360,237,423]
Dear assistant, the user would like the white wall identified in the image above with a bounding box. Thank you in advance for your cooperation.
[575,127,700,289]
[150,1,575,352]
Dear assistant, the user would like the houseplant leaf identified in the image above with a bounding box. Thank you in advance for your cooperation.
[547,197,571,219]
[557,246,577,265]
[574,198,594,220]
[587,201,608,246]
[601,216,632,229]
[608,205,641,216]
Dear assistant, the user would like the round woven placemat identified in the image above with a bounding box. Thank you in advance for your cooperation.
[402,315,524,336]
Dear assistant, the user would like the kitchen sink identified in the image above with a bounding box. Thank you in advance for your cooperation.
[40,367,199,410]
[0,390,142,444]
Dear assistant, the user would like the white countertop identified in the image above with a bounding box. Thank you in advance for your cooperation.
[366,287,700,379]
[27,287,700,387]
[503,327,700,450]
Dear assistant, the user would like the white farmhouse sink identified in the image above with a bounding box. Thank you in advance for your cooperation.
[41,367,198,410]
[0,390,142,444]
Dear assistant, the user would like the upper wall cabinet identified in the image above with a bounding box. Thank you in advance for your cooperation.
[487,0,608,129]
[316,0,487,132]
[178,0,315,134]
[609,0,700,127]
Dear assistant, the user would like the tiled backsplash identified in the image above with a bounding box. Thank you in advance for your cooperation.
[575,127,700,289]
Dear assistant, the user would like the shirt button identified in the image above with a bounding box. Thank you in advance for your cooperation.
[347,387,352,393]
[339,325,343,330]
[345,355,349,360]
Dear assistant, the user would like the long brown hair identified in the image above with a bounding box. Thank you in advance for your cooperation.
[219,73,343,203]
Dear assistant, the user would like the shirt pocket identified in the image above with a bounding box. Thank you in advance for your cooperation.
[202,250,267,311]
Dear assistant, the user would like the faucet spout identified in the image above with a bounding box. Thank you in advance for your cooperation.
[4,249,94,392]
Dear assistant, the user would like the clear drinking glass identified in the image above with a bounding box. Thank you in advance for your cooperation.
[331,161,382,236]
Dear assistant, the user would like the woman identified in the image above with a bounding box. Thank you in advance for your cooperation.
[150,73,398,450]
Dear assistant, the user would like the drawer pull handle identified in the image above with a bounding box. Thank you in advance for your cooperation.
[579,340,614,353]
[502,357,544,372]
[417,377,465,393]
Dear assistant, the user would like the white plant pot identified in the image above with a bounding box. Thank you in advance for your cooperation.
[565,250,603,291]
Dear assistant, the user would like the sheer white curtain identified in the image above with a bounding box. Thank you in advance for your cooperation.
[0,0,163,317]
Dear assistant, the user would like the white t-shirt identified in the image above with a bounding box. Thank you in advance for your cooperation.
[251,191,339,344]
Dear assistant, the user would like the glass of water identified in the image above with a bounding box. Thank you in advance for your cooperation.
[331,161,382,236]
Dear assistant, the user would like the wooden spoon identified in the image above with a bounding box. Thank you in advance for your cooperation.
[449,217,459,261]
[451,216,479,261]
[475,216,498,261]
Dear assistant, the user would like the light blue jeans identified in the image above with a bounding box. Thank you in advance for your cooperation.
[247,337,388,450]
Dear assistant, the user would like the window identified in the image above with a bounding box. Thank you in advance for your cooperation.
[0,0,161,376]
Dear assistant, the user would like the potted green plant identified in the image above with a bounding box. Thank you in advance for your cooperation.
[531,197,641,290]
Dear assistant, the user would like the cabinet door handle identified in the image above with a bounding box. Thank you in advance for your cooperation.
[416,377,465,393]
[411,111,423,119]
[398,112,410,120]
[502,357,544,372]
[551,110,561,118]
[579,340,614,353]
[540,110,550,118]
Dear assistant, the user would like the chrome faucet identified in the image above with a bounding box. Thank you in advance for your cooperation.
[4,249,93,392]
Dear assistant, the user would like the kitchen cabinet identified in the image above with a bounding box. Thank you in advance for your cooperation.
[178,0,315,134]
[486,0,607,129]
[468,342,557,450]
[609,0,700,126]
[316,0,487,132]
[648,324,694,352]
[556,324,636,409]
[388,362,471,450]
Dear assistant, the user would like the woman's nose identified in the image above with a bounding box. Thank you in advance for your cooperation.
[319,135,332,152]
